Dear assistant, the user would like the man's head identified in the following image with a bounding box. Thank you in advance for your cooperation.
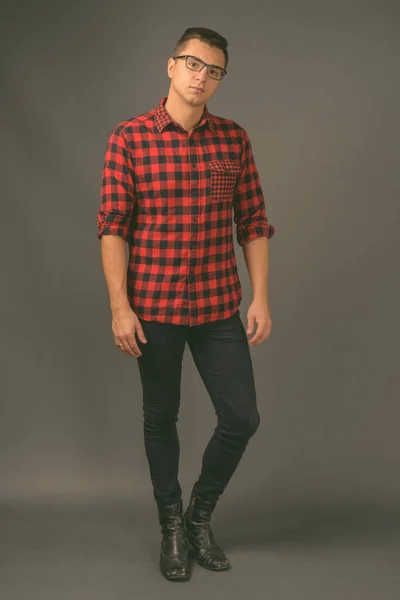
[167,27,229,107]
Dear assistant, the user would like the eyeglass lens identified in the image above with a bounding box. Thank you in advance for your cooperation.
[186,56,224,80]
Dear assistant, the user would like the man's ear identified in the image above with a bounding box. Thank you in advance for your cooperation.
[167,58,174,77]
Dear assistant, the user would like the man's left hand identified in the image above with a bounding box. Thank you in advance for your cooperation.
[246,300,272,345]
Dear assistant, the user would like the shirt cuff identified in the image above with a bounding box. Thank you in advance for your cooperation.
[237,220,275,246]
[97,213,131,242]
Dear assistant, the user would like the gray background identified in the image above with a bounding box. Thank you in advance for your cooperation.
[1,0,399,598]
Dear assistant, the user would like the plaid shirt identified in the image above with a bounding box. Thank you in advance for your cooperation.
[97,95,275,326]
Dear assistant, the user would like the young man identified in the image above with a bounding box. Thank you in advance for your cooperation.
[97,27,275,582]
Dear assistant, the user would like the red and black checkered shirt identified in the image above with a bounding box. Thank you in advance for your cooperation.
[97,95,275,326]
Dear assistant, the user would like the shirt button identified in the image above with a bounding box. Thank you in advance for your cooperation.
[191,242,196,249]
[191,163,196,169]
[192,216,198,222]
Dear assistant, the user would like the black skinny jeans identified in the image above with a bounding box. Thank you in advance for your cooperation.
[136,309,260,507]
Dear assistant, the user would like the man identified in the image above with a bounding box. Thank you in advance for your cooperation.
[97,27,275,582]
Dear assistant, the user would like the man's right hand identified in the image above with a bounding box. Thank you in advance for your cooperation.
[112,308,147,357]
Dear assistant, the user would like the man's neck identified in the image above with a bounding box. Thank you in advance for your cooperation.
[164,89,205,133]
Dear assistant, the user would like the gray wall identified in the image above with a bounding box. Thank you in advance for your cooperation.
[1,0,399,508]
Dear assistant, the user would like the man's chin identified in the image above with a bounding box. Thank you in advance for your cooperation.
[185,93,207,105]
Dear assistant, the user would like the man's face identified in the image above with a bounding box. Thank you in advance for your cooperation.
[167,39,226,107]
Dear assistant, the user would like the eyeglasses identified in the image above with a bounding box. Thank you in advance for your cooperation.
[172,54,227,81]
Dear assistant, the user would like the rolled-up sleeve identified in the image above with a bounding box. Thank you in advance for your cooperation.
[233,130,275,245]
[97,124,135,241]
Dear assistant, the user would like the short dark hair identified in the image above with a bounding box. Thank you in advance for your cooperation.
[172,27,229,69]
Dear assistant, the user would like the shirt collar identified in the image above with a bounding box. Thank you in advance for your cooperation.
[154,95,215,133]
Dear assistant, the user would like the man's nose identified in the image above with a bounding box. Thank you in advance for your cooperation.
[196,67,208,81]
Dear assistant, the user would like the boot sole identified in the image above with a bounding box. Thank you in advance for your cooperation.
[162,572,192,581]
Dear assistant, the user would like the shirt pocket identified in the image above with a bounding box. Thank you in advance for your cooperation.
[210,160,241,201]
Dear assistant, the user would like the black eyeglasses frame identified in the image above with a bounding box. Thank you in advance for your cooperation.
[172,54,227,80]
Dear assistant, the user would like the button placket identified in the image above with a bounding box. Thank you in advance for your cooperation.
[187,137,200,321]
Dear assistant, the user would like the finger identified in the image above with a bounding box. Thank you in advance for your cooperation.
[135,324,147,343]
[115,339,125,352]
[119,343,134,356]
[125,336,143,357]
[116,338,139,357]
[249,326,267,344]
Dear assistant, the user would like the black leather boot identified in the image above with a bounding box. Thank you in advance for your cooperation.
[184,489,231,571]
[156,498,191,581]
